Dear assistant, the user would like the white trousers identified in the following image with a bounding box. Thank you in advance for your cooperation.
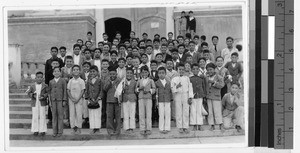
[207,99,223,125]
[174,92,189,129]
[158,102,171,131]
[139,99,152,131]
[31,100,47,133]
[88,100,102,129]
[83,99,89,118]
[123,101,136,130]
[190,98,204,125]
[69,98,83,128]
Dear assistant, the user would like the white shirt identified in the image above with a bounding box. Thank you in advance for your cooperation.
[85,72,90,80]
[153,48,161,57]
[160,79,166,87]
[35,83,42,101]
[91,77,97,84]
[94,59,101,72]
[171,75,193,98]
[73,54,80,65]
[198,68,207,76]
[117,67,126,80]
[178,53,184,59]
[232,63,237,68]
[221,47,238,65]
[54,78,60,83]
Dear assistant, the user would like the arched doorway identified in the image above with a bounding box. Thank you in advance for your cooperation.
[105,17,131,43]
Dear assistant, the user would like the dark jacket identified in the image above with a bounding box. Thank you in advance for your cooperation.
[48,78,67,101]
[27,83,48,107]
[121,79,137,102]
[45,57,64,85]
[103,78,121,103]
[206,74,224,100]
[85,78,103,101]
[190,75,207,98]
[155,79,172,102]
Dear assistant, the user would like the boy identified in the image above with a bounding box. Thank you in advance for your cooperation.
[67,65,86,135]
[205,63,225,131]
[160,43,172,63]
[85,65,103,134]
[198,57,207,77]
[221,37,238,65]
[93,48,102,73]
[222,83,244,132]
[73,44,84,66]
[102,33,111,46]
[132,47,140,58]
[132,57,141,81]
[210,36,221,58]
[150,60,159,82]
[117,67,137,133]
[118,44,127,59]
[117,58,126,80]
[203,49,213,64]
[61,56,74,82]
[83,49,93,64]
[103,66,121,136]
[81,62,92,125]
[139,46,146,55]
[165,59,179,82]
[215,56,230,99]
[179,11,187,36]
[155,53,166,68]
[185,54,193,65]
[48,66,67,137]
[153,39,161,57]
[155,67,172,133]
[167,32,174,43]
[139,53,150,71]
[183,41,201,64]
[177,44,186,62]
[59,46,67,65]
[171,63,193,133]
[101,43,111,61]
[171,49,180,70]
[26,71,48,136]
[125,55,134,69]
[136,66,156,135]
[224,52,243,88]
[146,45,155,62]
[109,50,119,70]
[190,64,206,131]
[45,47,64,85]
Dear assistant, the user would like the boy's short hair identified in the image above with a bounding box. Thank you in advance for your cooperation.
[158,67,166,73]
[110,50,118,56]
[154,34,160,37]
[185,54,192,58]
[72,65,81,71]
[189,11,193,14]
[36,71,44,76]
[215,56,224,61]
[51,58,60,63]
[130,31,136,35]
[153,38,160,43]
[171,48,178,53]
[172,39,179,44]
[118,58,126,63]
[126,67,134,73]
[84,48,91,53]
[87,31,92,35]
[73,44,81,50]
[51,46,58,51]
[126,55,133,59]
[94,48,101,53]
[212,35,219,40]
[85,41,92,45]
[124,39,130,43]
[59,46,66,50]
[102,33,108,36]
[146,45,153,49]
[82,61,91,67]
[77,39,83,42]
[178,44,185,48]
[231,52,239,57]
[200,35,206,41]
[231,82,240,88]
[140,66,149,72]
[206,62,216,69]
[191,63,199,69]
[203,49,210,54]
[98,41,104,45]
[65,55,73,60]
[115,31,121,35]
[131,38,138,42]
[140,53,148,58]
[236,44,243,51]
[168,32,173,35]
[155,53,163,57]
[177,62,185,68]
[90,65,99,72]
[139,46,146,50]
[53,66,61,72]
[177,35,184,39]
[181,11,186,14]
[150,60,158,65]
[103,43,111,48]
[198,57,207,63]
[185,33,191,39]
[161,43,168,47]
[165,59,173,64]
[108,66,117,72]
[226,36,234,41]
[142,32,148,36]
[102,59,109,63]
[200,42,209,47]
[193,35,200,39]
[160,37,167,41]
[146,39,152,43]
[118,44,126,49]
[188,41,196,45]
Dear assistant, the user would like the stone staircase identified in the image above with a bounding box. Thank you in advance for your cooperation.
[9,81,244,141]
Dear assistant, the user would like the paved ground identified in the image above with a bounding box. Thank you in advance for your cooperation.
[9,135,245,147]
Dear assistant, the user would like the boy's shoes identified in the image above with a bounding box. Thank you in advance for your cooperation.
[183,128,190,134]
[57,134,62,137]
[76,128,81,134]
[209,125,215,131]
[192,125,197,131]
[197,126,204,131]
[33,132,39,136]
[145,130,152,135]
[52,134,57,137]
[159,130,164,134]
[220,125,225,132]
[179,128,184,133]
[236,125,242,132]
[40,132,46,136]
[140,130,145,135]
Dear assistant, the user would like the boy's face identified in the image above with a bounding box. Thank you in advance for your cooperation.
[87,34,92,40]
[189,43,195,51]
[72,67,80,76]
[216,58,224,67]
[124,41,130,47]
[231,55,238,63]
[126,70,133,80]
[139,42,145,47]
[166,61,173,70]
[186,56,192,63]
[206,67,215,76]
[111,54,117,61]
[156,55,163,63]
[77,40,83,46]
[178,38,184,44]
[168,44,174,51]
[86,42,92,48]
[146,47,153,54]
[177,66,185,76]
[193,38,199,44]
[185,63,191,71]
[226,39,233,47]
[199,59,206,68]
[127,48,132,54]
[130,32,135,38]
[139,49,145,55]
[36,74,43,84]
[118,60,125,68]
[119,47,126,53]
[103,45,110,53]
[103,34,108,40]
[132,49,139,56]
[83,64,90,73]
[116,34,121,39]
[102,62,109,69]
[204,53,210,60]
[126,57,132,65]
[65,59,73,68]
[158,70,166,79]
[161,39,167,44]
[109,71,117,81]
[160,46,167,54]
[230,84,239,95]
[141,70,149,78]
[146,41,152,46]
[141,55,148,63]
[132,40,138,46]
[202,45,209,50]
[168,33,173,39]
[192,66,200,75]
[178,46,185,54]
[94,50,101,58]
[154,41,160,47]
[133,59,140,68]
[98,43,104,49]
[184,39,189,46]
[73,47,80,55]
[212,38,219,45]
[85,51,91,59]
[150,63,157,70]
[51,61,60,68]
[51,49,58,57]
[53,68,61,78]
[60,49,66,57]
[172,52,179,60]
[113,39,119,45]
[143,35,148,40]
[181,12,186,17]
[90,69,98,78]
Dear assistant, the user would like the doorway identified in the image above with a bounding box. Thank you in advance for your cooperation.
[105,17,131,43]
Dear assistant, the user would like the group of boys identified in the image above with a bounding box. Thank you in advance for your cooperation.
[27,31,244,137]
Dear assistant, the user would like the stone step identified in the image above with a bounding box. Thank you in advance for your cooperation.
[10,111,33,119]
[9,99,31,105]
[9,93,29,99]
[9,88,28,93]
[10,104,32,111]
[9,127,244,140]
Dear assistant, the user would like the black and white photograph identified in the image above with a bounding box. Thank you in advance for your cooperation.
[4,0,249,150]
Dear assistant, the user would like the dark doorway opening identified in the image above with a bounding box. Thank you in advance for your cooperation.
[105,17,131,43]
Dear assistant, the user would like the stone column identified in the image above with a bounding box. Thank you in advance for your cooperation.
[166,7,175,38]
[95,8,105,43]
[8,44,22,88]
